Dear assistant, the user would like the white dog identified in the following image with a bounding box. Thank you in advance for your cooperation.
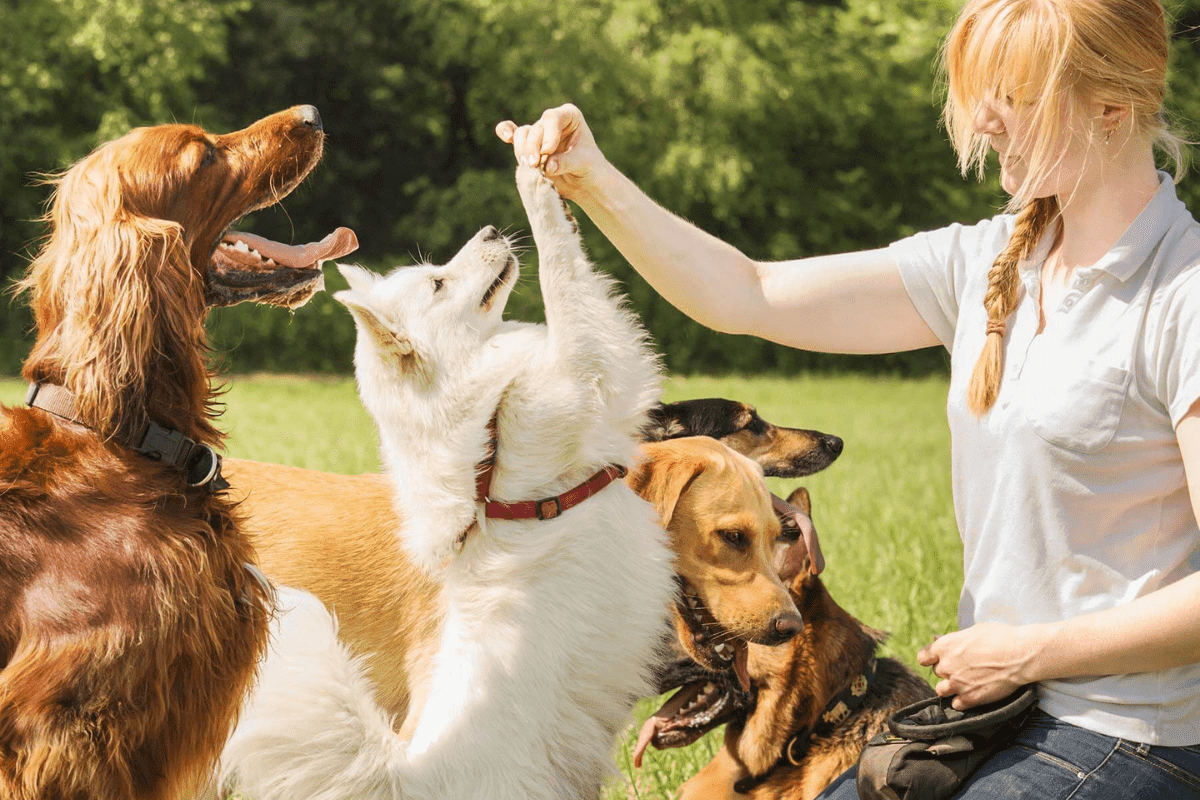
[215,166,675,800]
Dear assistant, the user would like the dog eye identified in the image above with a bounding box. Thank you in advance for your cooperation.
[718,529,749,551]
[200,144,217,167]
[432,278,444,293]
[777,518,802,543]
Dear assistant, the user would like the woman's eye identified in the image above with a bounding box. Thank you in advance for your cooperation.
[432,278,444,292]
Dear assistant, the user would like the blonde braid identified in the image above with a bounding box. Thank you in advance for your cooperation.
[967,195,1058,415]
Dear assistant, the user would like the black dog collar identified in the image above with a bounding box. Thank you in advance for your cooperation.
[26,382,228,491]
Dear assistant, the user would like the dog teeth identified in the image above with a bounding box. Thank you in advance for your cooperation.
[714,643,734,661]
[681,682,720,716]
[233,240,251,253]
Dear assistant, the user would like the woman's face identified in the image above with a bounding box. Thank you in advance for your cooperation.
[972,93,1096,200]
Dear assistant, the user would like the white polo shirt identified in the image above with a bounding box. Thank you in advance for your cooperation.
[891,173,1200,745]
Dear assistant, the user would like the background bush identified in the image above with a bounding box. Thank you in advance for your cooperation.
[3,0,1198,376]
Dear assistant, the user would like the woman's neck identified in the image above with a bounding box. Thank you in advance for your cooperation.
[1053,145,1160,271]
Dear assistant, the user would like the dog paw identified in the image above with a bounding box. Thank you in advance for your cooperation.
[515,165,572,232]
[515,163,553,202]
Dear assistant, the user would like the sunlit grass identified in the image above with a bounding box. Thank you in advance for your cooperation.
[0,372,959,797]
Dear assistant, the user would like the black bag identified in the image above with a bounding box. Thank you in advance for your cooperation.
[856,685,1038,800]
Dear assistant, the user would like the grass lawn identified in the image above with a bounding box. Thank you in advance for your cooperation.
[0,372,961,798]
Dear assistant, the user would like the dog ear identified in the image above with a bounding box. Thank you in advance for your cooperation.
[334,290,416,359]
[786,486,811,515]
[19,173,201,435]
[626,443,705,530]
[774,487,824,581]
[336,262,380,294]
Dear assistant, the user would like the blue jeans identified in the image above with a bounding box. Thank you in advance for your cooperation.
[817,710,1200,799]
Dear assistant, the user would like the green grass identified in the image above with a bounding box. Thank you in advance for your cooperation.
[0,372,960,798]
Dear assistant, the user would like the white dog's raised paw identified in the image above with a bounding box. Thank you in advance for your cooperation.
[515,165,574,231]
[515,164,553,201]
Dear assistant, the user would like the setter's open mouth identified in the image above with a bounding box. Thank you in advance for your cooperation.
[207,227,359,309]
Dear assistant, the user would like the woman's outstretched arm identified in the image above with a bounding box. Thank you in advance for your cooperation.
[498,104,940,355]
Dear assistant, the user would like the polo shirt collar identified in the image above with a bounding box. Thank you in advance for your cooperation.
[1017,171,1186,284]
[1089,171,1186,283]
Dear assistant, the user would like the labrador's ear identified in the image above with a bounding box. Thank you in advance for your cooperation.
[626,442,705,530]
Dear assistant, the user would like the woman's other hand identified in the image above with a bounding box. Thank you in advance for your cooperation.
[495,104,604,200]
[917,622,1044,709]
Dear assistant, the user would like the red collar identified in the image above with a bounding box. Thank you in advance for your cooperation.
[473,414,627,521]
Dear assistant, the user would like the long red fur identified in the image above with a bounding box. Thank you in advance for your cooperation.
[0,109,323,800]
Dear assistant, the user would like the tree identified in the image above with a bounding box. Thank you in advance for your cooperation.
[0,0,243,370]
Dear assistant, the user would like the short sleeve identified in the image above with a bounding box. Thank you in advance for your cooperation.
[1155,265,1200,428]
[889,216,1014,350]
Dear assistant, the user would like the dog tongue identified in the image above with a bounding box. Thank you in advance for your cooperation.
[220,227,359,270]
[633,716,666,768]
[632,683,707,768]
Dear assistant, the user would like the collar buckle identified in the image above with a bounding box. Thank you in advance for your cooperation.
[132,421,191,466]
[536,497,563,520]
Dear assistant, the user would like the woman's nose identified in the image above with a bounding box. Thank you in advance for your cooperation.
[972,101,1005,136]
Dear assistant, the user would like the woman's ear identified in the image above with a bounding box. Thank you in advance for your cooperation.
[1098,102,1130,134]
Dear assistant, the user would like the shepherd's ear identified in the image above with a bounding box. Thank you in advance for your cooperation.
[334,290,414,357]
[337,262,381,294]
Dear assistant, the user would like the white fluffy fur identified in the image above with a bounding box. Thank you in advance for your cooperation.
[216,167,674,800]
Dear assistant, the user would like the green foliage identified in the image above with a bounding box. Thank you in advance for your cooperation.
[0,0,245,371]
[4,0,1199,377]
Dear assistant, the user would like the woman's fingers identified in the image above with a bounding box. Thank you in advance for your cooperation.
[495,104,598,196]
[497,122,548,167]
[537,104,581,158]
[495,120,517,143]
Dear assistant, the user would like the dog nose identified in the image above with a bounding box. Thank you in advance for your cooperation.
[295,105,323,131]
[480,225,502,241]
[823,435,844,457]
[766,612,804,644]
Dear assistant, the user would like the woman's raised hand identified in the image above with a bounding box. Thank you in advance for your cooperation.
[495,103,603,200]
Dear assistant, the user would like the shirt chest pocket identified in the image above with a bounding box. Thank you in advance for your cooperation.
[1018,357,1130,453]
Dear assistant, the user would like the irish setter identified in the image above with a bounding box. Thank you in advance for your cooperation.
[0,106,356,800]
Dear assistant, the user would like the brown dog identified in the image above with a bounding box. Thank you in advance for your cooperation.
[641,488,934,800]
[0,107,355,800]
[224,433,812,738]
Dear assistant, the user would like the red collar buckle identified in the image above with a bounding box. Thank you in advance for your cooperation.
[536,497,562,520]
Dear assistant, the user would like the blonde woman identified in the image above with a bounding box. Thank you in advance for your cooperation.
[499,0,1200,796]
